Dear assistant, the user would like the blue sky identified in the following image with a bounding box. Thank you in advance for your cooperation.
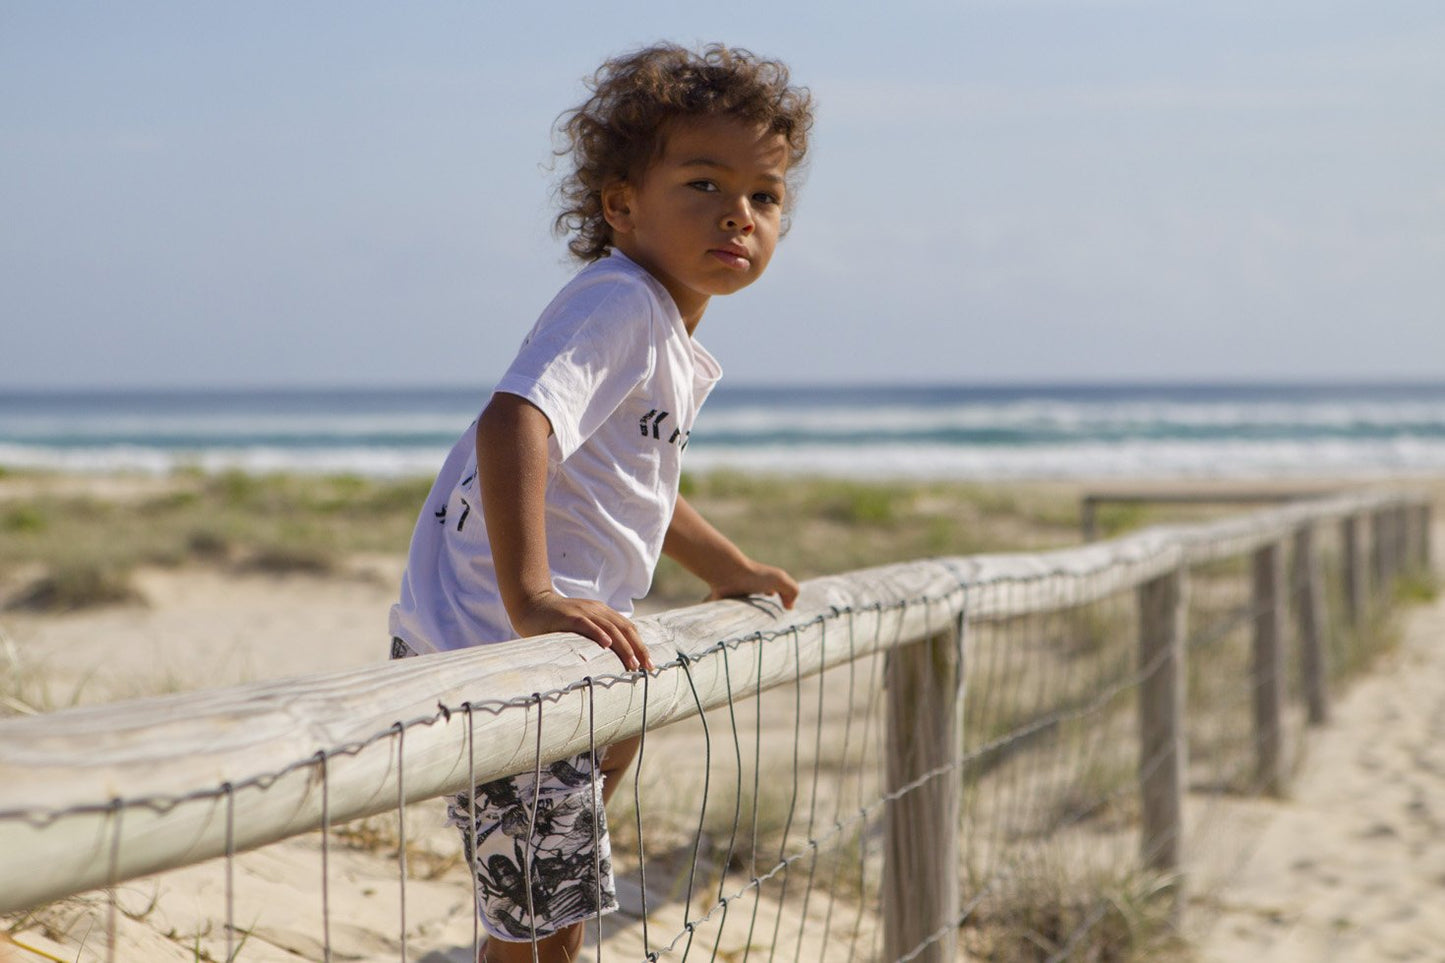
[3,1,1443,388]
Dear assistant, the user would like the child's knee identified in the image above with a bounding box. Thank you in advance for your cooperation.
[601,735,641,782]
[484,923,582,962]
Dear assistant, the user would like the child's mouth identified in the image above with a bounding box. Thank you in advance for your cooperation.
[709,248,750,269]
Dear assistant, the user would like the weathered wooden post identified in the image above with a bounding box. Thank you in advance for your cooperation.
[1082,496,1100,542]
[1371,509,1391,602]
[1402,504,1420,577]
[1386,505,1405,585]
[1394,503,1412,577]
[1424,500,1434,570]
[1341,513,1367,632]
[1417,501,1434,572]
[1400,504,1413,571]
[884,615,965,963]
[1138,566,1188,896]
[1292,524,1330,726]
[1252,540,1287,796]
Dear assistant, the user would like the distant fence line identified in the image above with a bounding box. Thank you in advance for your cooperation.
[0,487,1432,961]
[1078,487,1347,542]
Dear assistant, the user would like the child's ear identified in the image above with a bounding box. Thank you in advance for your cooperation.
[601,179,634,234]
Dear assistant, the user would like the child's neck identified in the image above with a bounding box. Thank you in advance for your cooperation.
[681,304,706,337]
[612,245,707,336]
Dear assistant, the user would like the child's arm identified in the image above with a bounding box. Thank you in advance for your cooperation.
[476,393,654,672]
[663,496,800,609]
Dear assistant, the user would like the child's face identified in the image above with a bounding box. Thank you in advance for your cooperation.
[603,115,789,332]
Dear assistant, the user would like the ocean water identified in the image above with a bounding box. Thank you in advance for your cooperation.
[4,382,1445,480]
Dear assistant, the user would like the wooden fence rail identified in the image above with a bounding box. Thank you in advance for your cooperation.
[0,488,1432,960]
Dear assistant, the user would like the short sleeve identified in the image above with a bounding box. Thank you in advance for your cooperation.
[492,274,659,460]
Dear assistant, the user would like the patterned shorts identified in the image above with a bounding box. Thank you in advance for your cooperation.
[391,638,620,942]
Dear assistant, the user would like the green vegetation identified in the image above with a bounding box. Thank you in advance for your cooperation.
[1394,569,1439,605]
[649,472,1084,607]
[2,505,47,535]
[3,560,144,613]
[0,471,1090,613]
[0,471,430,571]
[0,469,1093,617]
[1091,502,1152,539]
[0,472,433,611]
[963,861,1185,962]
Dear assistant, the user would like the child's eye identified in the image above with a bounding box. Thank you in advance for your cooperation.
[688,180,719,193]
[753,191,781,207]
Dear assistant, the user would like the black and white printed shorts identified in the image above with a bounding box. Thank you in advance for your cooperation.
[391,637,620,942]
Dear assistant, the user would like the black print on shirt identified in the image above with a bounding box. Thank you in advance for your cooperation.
[640,409,690,450]
[639,409,669,438]
[439,473,477,530]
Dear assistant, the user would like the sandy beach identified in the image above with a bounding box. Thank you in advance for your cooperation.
[2,476,1442,961]
[1186,535,1445,962]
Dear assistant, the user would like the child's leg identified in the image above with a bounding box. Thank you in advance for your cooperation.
[450,757,619,955]
[396,640,644,961]
[474,736,641,963]
[481,925,582,962]
[598,734,640,805]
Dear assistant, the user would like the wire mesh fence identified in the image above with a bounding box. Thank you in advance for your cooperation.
[0,491,1431,962]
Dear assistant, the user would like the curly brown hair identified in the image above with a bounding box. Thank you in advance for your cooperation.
[553,42,814,262]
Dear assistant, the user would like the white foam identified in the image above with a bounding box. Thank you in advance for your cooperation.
[684,438,1445,480]
[0,444,453,479]
[15,436,1441,480]
[700,399,1445,438]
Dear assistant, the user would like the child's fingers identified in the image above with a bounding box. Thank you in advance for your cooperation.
[775,574,800,609]
[519,593,652,672]
[573,604,652,672]
[753,567,800,609]
[602,622,651,673]
[760,565,800,609]
[703,565,799,610]
[610,632,653,673]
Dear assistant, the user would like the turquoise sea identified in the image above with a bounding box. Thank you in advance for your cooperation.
[4,382,1445,480]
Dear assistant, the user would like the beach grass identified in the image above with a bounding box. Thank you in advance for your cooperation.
[962,862,1185,962]
[651,471,1084,607]
[0,470,433,610]
[0,468,1089,613]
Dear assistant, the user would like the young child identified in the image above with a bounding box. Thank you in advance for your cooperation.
[389,42,812,962]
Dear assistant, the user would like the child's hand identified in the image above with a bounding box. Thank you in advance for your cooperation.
[705,561,800,610]
[511,590,655,672]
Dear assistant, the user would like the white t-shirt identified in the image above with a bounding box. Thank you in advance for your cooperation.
[389,251,722,653]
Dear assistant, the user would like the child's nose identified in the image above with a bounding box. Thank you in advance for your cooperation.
[721,204,755,234]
